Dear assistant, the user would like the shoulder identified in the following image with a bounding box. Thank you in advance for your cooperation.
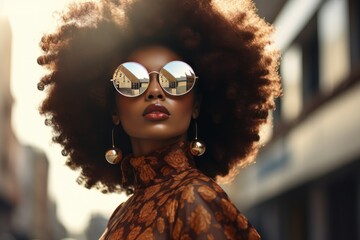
[175,170,238,220]
[169,170,261,239]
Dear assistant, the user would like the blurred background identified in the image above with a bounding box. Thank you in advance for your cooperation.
[0,0,359,239]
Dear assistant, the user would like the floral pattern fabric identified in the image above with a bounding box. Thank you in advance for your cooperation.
[100,141,260,240]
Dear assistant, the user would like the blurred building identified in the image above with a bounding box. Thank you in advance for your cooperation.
[0,15,67,240]
[0,14,19,237]
[225,0,360,239]
[11,146,67,240]
[47,200,68,240]
[12,146,48,238]
[84,214,108,240]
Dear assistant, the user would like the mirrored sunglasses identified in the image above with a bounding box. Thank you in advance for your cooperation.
[111,60,198,97]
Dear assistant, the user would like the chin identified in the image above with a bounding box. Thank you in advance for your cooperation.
[135,131,187,141]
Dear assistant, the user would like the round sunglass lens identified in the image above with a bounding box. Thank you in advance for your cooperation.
[112,62,150,97]
[159,61,196,96]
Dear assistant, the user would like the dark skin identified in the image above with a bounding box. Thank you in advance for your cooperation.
[112,45,201,157]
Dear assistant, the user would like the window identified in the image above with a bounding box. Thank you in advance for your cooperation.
[299,15,320,106]
[348,0,360,69]
[281,45,303,121]
[319,0,350,92]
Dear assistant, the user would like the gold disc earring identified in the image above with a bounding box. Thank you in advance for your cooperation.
[105,127,122,164]
[189,119,206,156]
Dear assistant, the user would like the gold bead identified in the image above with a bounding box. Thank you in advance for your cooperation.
[105,148,122,164]
[189,140,206,156]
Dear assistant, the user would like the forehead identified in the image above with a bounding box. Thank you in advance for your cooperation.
[127,45,181,71]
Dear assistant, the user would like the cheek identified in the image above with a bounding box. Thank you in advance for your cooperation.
[173,98,194,117]
[168,94,195,124]
[115,96,139,126]
[116,93,137,110]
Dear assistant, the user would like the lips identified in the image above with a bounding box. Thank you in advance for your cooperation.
[142,103,170,120]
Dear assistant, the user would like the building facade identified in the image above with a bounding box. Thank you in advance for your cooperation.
[225,0,360,239]
[0,14,19,237]
[0,14,67,240]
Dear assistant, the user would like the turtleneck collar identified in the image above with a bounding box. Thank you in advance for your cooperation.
[121,141,196,189]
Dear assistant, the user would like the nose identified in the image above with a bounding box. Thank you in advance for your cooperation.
[145,73,165,101]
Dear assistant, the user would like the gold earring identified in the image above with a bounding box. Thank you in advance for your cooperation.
[189,119,206,156]
[105,127,122,164]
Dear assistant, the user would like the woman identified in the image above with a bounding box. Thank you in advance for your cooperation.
[37,0,281,239]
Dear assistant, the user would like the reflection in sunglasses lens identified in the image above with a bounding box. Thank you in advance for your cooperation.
[159,61,196,96]
[112,62,149,97]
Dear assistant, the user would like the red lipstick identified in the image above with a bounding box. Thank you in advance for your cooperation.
[142,103,170,121]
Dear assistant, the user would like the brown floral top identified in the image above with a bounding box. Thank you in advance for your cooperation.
[100,141,260,240]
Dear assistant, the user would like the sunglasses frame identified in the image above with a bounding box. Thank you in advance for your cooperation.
[110,61,198,97]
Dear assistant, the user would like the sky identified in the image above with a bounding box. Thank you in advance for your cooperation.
[1,0,128,234]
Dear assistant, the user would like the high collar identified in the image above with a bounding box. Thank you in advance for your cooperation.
[121,141,196,189]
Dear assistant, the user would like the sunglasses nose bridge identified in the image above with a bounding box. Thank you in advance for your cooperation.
[148,71,160,75]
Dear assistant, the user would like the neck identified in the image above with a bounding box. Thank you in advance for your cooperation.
[130,135,187,157]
